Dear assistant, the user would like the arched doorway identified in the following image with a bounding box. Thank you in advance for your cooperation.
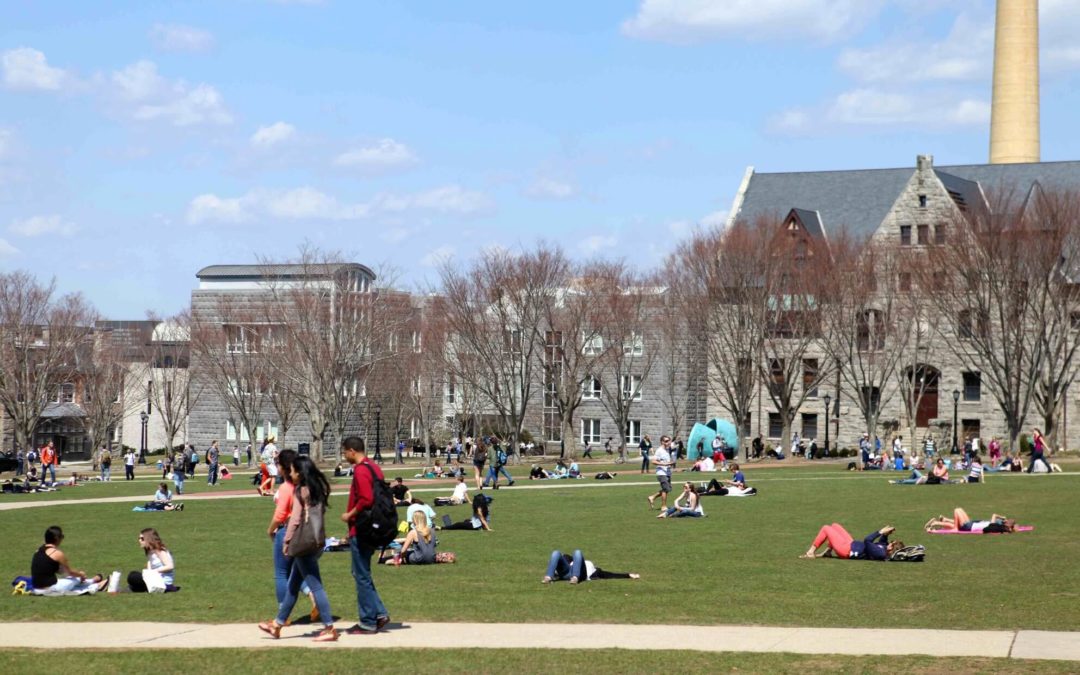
[905,365,940,428]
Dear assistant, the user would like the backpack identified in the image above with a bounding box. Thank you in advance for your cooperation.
[353,463,399,547]
[889,544,926,562]
[496,448,507,467]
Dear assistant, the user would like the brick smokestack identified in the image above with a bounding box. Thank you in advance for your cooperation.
[989,0,1040,164]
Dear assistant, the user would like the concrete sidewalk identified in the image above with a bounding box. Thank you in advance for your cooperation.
[0,621,1077,661]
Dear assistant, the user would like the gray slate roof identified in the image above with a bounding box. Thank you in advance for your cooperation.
[196,263,375,281]
[41,402,86,419]
[733,159,1080,238]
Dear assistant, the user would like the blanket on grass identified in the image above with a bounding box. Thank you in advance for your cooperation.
[928,525,1034,534]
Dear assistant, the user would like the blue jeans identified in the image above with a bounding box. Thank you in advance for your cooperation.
[46,463,56,483]
[173,470,185,494]
[208,462,219,485]
[349,536,387,629]
[663,507,702,518]
[546,549,584,581]
[275,552,332,627]
[100,465,109,481]
[274,528,312,607]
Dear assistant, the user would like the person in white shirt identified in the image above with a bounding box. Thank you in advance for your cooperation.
[646,436,674,510]
[124,449,137,481]
[434,476,471,507]
[700,456,716,472]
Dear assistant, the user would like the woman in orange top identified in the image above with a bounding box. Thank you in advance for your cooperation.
[265,450,317,623]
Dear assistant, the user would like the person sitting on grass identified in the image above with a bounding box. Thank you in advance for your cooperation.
[550,459,570,479]
[144,482,184,511]
[127,527,178,592]
[802,524,901,561]
[387,510,437,565]
[434,475,470,506]
[658,482,705,518]
[924,508,1016,533]
[31,525,108,594]
[442,493,492,531]
[967,455,985,483]
[406,498,437,530]
[390,477,412,506]
[541,549,640,584]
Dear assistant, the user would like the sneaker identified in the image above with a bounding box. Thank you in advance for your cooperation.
[569,576,579,585]
[376,615,390,631]
[344,624,378,635]
[508,480,515,486]
[541,576,552,584]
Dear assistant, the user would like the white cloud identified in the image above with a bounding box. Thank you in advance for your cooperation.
[110,60,232,127]
[9,214,78,237]
[622,0,883,44]
[420,245,455,267]
[580,234,617,254]
[2,47,69,91]
[334,138,417,172]
[250,122,296,148]
[149,23,215,53]
[770,89,989,134]
[0,238,19,256]
[525,177,576,200]
[187,184,490,224]
[699,209,729,229]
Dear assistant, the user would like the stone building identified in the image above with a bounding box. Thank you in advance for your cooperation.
[725,154,1080,451]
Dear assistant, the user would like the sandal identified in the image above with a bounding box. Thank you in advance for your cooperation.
[258,620,282,639]
[313,626,339,642]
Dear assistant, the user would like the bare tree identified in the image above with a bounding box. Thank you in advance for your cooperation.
[141,313,199,457]
[590,266,662,452]
[80,324,143,453]
[0,272,94,453]
[439,245,564,456]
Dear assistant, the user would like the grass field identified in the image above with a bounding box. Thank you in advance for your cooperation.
[2,648,1078,674]
[2,460,1078,632]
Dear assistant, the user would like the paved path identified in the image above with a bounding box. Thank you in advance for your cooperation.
[0,621,1077,661]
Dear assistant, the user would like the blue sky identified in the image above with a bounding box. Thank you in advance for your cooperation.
[3,0,1080,317]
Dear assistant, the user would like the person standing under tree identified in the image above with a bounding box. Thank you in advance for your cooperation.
[41,442,57,484]
[340,436,390,634]
[99,446,112,482]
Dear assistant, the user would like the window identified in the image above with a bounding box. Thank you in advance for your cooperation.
[621,375,642,401]
[581,418,601,444]
[625,420,642,444]
[411,331,422,353]
[899,272,912,292]
[769,359,785,396]
[918,194,927,208]
[505,329,523,354]
[582,377,601,400]
[963,372,981,402]
[410,418,421,439]
[445,374,456,404]
[860,386,881,416]
[740,413,752,439]
[801,413,818,440]
[961,419,981,442]
[917,224,930,245]
[768,413,783,439]
[224,325,256,353]
[931,272,946,291]
[802,359,818,397]
[388,332,398,351]
[858,310,886,351]
[623,332,644,356]
[226,420,249,441]
[935,224,947,245]
[958,309,988,340]
[582,332,603,356]
[58,383,74,404]
[900,225,912,246]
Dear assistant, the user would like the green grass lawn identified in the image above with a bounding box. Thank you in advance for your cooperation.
[2,462,1079,631]
[2,648,1076,674]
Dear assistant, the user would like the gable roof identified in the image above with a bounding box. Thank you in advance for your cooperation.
[732,159,1080,238]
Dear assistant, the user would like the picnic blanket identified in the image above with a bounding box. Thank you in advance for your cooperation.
[928,525,1034,534]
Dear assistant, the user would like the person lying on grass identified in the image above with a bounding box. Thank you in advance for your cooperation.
[142,482,184,511]
[541,549,640,584]
[442,493,492,531]
[924,508,1016,533]
[802,524,901,561]
[529,464,551,479]
[657,482,705,518]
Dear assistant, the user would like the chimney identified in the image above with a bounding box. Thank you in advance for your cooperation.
[989,0,1040,164]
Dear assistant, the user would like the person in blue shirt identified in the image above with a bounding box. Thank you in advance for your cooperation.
[801,524,901,561]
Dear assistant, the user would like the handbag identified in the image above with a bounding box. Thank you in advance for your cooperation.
[285,495,324,557]
[142,568,167,593]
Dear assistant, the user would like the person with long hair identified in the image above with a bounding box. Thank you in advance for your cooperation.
[30,526,107,594]
[265,450,318,624]
[657,482,704,518]
[259,455,337,642]
[390,510,437,565]
[1028,428,1049,473]
[472,439,488,490]
[127,528,177,592]
[443,493,492,531]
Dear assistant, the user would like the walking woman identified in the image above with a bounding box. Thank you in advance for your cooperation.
[639,435,652,474]
[1028,428,1050,473]
[264,450,317,624]
[259,455,338,642]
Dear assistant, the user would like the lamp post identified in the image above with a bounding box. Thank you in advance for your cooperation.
[952,389,961,454]
[823,394,832,456]
[139,411,149,464]
[374,402,383,463]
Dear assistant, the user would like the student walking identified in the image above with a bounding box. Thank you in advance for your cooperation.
[341,436,390,634]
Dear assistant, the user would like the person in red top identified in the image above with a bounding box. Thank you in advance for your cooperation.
[340,436,389,634]
[40,442,57,484]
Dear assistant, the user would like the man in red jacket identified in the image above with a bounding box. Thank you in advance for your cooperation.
[340,436,389,634]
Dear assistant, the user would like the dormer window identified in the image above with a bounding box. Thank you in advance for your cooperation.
[918,194,927,208]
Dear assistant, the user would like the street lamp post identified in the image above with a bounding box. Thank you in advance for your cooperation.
[374,403,383,463]
[139,411,149,464]
[823,394,832,457]
[952,389,961,454]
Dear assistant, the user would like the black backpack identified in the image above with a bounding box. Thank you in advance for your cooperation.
[353,463,399,547]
